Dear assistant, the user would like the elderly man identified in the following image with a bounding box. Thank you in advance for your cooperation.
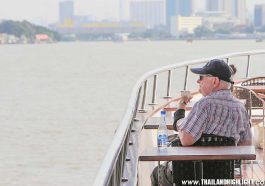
[151,59,252,186]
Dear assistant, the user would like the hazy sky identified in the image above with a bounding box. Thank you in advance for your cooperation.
[0,0,264,25]
[0,0,120,24]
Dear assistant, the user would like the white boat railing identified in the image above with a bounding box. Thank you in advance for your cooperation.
[93,50,265,186]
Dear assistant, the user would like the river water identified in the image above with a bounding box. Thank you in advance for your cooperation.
[0,40,264,186]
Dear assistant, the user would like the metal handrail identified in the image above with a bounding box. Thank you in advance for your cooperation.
[246,55,251,78]
[150,74,157,105]
[165,70,172,98]
[93,50,265,186]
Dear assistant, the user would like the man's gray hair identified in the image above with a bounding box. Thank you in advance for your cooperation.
[220,80,231,89]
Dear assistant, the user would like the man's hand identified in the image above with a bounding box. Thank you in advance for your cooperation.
[178,95,193,109]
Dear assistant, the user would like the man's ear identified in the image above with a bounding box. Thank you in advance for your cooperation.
[213,77,220,87]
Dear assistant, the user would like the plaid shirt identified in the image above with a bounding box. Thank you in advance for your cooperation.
[178,89,252,144]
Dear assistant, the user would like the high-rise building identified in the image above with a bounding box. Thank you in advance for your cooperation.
[177,0,193,16]
[120,0,125,21]
[166,0,193,17]
[206,0,223,12]
[166,0,193,29]
[205,0,246,25]
[120,0,130,21]
[130,0,166,28]
[224,0,246,24]
[234,0,246,24]
[166,0,177,28]
[254,4,265,27]
[59,0,74,23]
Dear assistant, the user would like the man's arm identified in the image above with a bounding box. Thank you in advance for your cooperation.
[178,129,196,146]
[174,97,198,146]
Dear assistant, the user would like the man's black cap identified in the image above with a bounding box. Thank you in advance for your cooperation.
[190,59,234,84]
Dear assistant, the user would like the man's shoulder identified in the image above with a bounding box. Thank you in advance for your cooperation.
[196,93,233,105]
[194,97,211,108]
[196,93,245,108]
[231,97,247,108]
[198,94,217,103]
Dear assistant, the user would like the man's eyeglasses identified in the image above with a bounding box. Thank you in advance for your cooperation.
[199,74,214,80]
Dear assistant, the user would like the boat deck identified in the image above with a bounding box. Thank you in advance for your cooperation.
[241,148,264,181]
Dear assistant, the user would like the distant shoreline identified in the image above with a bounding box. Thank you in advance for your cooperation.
[0,38,263,45]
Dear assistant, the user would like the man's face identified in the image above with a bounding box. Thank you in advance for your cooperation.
[197,75,217,96]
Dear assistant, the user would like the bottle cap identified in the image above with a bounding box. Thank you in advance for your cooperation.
[160,110,166,116]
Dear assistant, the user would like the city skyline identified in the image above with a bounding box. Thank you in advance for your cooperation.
[0,0,264,25]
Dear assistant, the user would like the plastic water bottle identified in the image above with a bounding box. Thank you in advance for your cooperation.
[157,110,168,149]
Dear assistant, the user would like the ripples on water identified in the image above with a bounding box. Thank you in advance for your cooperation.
[0,40,264,185]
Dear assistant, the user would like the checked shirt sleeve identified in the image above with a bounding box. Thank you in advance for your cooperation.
[178,100,209,141]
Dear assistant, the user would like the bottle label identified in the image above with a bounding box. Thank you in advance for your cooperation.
[157,134,168,147]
